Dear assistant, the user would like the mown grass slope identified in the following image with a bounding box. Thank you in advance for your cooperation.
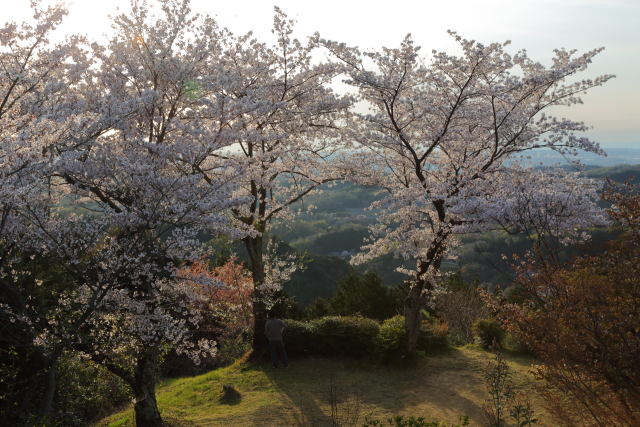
[99,347,555,427]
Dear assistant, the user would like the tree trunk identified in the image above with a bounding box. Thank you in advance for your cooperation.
[132,350,162,427]
[404,284,424,353]
[39,360,57,418]
[38,350,60,419]
[404,242,445,353]
[244,235,267,356]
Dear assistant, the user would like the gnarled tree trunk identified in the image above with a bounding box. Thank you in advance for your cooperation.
[404,248,443,353]
[244,235,267,356]
[132,350,162,427]
[39,357,57,418]
[404,283,425,353]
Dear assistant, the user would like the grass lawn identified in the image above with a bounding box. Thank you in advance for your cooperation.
[98,346,555,426]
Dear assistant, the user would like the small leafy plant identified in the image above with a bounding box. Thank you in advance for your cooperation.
[482,348,537,427]
[362,415,470,427]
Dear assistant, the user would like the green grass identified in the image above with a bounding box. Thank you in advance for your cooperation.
[98,347,555,427]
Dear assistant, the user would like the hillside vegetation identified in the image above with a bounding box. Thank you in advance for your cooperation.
[268,163,640,304]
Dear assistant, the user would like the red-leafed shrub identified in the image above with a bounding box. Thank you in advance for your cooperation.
[187,258,254,339]
[163,258,254,375]
[490,183,640,426]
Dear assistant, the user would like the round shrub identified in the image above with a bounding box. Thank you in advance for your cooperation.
[283,315,451,360]
[283,319,315,356]
[473,318,505,349]
[376,315,407,361]
[311,316,380,357]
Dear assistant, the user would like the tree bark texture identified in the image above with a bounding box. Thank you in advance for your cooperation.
[132,350,163,427]
[404,283,424,353]
[245,235,267,356]
[38,356,57,418]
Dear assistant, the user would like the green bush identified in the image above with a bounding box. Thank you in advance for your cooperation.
[504,333,534,355]
[284,316,380,358]
[473,318,505,349]
[376,315,407,361]
[284,314,450,360]
[306,297,331,319]
[311,316,380,357]
[54,355,130,426]
[162,332,251,376]
[376,315,449,360]
[283,319,316,356]
[330,271,399,320]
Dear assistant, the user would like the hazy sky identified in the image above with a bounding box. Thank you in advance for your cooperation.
[4,0,639,148]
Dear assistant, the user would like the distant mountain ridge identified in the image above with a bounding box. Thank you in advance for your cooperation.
[582,164,640,181]
[522,147,640,167]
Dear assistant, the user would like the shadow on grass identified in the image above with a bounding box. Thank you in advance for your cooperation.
[98,347,543,426]
[256,360,335,426]
[219,384,242,405]
[257,348,489,426]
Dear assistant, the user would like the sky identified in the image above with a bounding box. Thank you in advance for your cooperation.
[4,0,640,149]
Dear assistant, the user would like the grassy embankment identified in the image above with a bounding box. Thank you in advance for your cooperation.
[99,346,556,427]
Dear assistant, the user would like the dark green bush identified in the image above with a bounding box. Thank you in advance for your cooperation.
[330,271,399,320]
[0,350,131,427]
[284,316,379,358]
[311,316,380,357]
[504,333,534,355]
[473,318,505,349]
[284,314,450,360]
[54,355,130,426]
[161,331,252,377]
[283,319,316,356]
[306,297,331,319]
[376,315,407,361]
[376,315,449,360]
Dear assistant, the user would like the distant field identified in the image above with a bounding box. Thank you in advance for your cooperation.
[99,347,556,427]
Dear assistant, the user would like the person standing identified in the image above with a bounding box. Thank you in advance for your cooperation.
[264,311,288,368]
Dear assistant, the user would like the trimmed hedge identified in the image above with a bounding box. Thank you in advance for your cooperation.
[312,316,380,357]
[283,314,448,360]
[283,319,315,356]
[284,316,380,357]
[376,315,407,361]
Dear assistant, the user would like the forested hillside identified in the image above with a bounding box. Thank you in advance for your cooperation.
[272,163,640,304]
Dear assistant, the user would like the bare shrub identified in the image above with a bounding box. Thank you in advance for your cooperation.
[436,283,489,345]
[327,376,363,427]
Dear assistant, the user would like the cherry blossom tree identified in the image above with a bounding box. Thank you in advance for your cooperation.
[211,8,353,352]
[322,33,613,351]
[490,182,640,425]
[0,0,102,262]
[45,1,259,423]
[0,1,128,417]
[2,1,251,424]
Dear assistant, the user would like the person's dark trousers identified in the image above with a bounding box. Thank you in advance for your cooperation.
[268,340,288,367]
